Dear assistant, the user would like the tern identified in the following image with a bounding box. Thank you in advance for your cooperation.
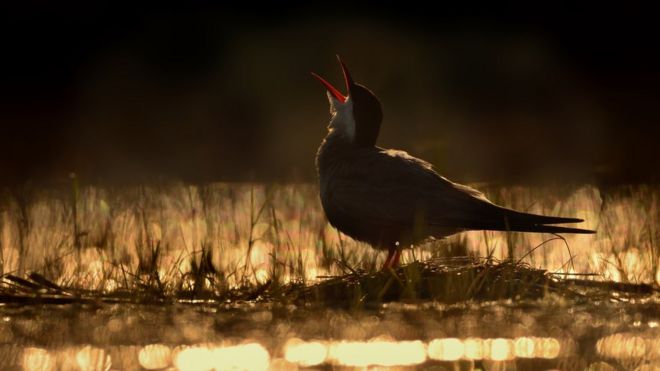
[313,56,595,269]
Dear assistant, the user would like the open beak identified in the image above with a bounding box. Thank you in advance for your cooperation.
[312,55,354,103]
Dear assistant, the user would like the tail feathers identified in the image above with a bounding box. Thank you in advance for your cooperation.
[431,206,596,234]
[472,207,596,234]
[501,208,587,226]
[473,222,595,234]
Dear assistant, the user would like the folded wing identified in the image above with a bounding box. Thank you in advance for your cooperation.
[327,148,595,237]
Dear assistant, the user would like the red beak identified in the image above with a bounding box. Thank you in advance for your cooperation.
[312,55,354,103]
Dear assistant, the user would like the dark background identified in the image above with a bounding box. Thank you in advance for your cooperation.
[1,4,658,185]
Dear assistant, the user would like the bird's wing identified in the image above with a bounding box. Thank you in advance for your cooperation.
[327,148,594,234]
[327,148,490,227]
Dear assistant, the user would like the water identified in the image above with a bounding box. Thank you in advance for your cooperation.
[1,295,659,370]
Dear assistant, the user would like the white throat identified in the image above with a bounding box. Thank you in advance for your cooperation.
[327,92,356,142]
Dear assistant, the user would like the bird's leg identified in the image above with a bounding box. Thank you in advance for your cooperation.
[381,245,402,270]
[390,248,402,268]
[382,247,396,270]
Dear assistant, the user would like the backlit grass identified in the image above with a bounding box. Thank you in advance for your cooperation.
[0,182,657,299]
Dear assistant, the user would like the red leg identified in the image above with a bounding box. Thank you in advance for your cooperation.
[390,248,402,268]
[381,246,402,270]
[382,247,396,270]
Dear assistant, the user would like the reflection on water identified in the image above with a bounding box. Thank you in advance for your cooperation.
[22,347,54,371]
[20,346,112,371]
[518,337,561,358]
[0,300,658,370]
[326,339,427,367]
[16,338,560,369]
[10,333,659,369]
[426,337,561,361]
[283,338,327,366]
[173,343,269,371]
[463,338,484,360]
[429,337,464,360]
[75,346,111,371]
[597,332,660,361]
[138,343,171,369]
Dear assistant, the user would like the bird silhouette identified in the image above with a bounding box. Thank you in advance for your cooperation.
[313,56,595,269]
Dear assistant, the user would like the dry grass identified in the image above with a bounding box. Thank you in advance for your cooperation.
[1,257,656,309]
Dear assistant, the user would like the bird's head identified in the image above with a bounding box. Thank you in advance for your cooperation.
[312,56,383,147]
